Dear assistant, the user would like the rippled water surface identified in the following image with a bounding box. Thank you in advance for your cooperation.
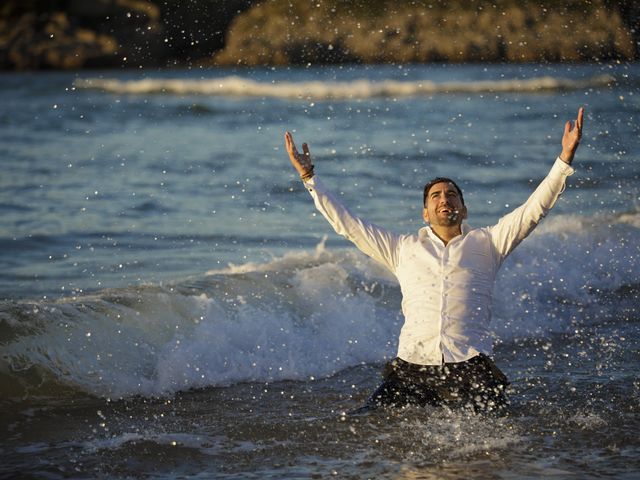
[1,63,639,478]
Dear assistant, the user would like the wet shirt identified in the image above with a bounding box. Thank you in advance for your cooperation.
[303,158,574,365]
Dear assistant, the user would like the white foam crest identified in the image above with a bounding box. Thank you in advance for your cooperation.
[74,74,615,99]
[3,211,636,398]
[2,290,214,398]
[206,235,395,282]
[613,211,640,228]
[155,261,399,393]
[2,248,400,398]
[492,211,640,340]
[206,234,333,275]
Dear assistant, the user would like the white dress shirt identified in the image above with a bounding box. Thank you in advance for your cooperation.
[303,158,574,365]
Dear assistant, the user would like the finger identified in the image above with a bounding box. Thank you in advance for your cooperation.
[284,131,291,151]
[285,131,294,149]
[577,107,584,131]
[302,143,310,159]
[564,121,571,136]
[285,131,298,156]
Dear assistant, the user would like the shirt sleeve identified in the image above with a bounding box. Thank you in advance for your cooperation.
[488,157,574,262]
[303,175,402,273]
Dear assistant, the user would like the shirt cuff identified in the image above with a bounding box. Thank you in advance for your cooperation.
[554,157,575,176]
[303,174,318,188]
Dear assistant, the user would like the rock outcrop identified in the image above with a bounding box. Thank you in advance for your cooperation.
[0,0,637,70]
[214,0,637,65]
[0,0,164,69]
[0,0,253,70]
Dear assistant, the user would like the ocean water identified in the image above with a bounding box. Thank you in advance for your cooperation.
[1,63,639,478]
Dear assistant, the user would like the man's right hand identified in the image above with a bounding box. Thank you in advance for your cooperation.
[559,107,584,165]
[285,131,314,180]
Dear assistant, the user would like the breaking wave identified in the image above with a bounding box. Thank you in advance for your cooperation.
[74,74,616,100]
[1,210,638,400]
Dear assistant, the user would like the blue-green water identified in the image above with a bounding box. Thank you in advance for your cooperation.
[1,63,639,478]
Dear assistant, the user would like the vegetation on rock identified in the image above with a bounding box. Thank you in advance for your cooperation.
[214,0,637,65]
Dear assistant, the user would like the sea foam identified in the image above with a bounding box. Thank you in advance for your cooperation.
[1,210,637,399]
[74,74,616,100]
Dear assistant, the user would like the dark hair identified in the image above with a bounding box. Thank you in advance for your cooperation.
[423,177,465,207]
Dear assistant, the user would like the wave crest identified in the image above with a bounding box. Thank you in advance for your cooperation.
[74,74,616,99]
[1,210,637,400]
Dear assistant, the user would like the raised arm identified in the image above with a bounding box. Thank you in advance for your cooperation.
[490,107,584,260]
[284,132,401,273]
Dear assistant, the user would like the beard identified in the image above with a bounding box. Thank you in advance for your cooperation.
[434,207,462,226]
[446,210,461,224]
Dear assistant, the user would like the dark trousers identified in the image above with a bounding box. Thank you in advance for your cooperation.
[365,354,509,413]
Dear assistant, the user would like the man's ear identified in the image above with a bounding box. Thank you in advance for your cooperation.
[461,205,468,220]
[422,207,429,223]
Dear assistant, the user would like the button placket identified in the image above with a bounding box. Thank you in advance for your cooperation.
[438,246,449,364]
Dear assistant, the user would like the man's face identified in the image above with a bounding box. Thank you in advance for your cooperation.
[422,181,467,227]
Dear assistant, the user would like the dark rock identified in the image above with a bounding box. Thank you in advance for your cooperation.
[0,0,164,70]
[0,0,637,69]
[0,11,118,70]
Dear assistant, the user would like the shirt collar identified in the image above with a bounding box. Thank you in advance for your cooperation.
[419,222,470,244]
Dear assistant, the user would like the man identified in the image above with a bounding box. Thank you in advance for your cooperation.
[284,107,584,413]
